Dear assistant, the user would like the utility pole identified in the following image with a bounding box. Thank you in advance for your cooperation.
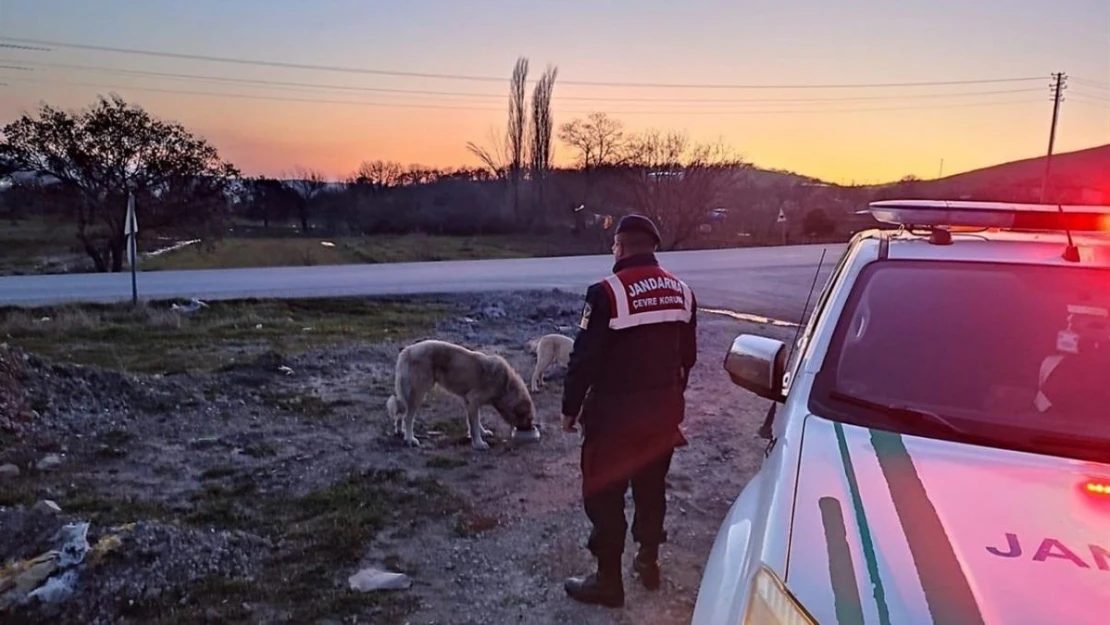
[1040,72,1067,203]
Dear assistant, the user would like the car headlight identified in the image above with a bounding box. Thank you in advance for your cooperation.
[742,566,818,625]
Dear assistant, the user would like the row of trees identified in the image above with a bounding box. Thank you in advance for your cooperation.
[0,59,864,273]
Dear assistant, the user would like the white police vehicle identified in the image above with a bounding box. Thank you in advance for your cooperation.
[692,200,1110,625]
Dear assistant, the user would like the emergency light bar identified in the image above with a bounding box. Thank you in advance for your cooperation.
[869,200,1110,232]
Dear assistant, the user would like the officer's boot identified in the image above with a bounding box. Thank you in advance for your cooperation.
[564,557,625,608]
[633,544,661,591]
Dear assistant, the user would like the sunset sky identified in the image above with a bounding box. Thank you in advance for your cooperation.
[1,0,1107,185]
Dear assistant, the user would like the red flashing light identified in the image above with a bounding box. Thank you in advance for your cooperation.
[869,200,1110,233]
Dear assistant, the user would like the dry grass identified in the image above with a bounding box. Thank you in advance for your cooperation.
[0,297,446,374]
[141,238,363,270]
[0,219,86,274]
[140,234,605,271]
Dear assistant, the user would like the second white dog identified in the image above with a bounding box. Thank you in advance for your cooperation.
[527,333,574,392]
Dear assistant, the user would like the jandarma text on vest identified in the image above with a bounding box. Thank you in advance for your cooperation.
[626,276,684,298]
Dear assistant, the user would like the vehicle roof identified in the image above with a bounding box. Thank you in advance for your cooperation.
[856,228,1110,268]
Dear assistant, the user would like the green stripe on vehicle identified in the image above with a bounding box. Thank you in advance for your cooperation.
[833,422,892,625]
[819,496,866,625]
[869,429,985,625]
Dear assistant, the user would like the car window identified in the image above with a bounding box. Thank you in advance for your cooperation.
[809,259,1110,462]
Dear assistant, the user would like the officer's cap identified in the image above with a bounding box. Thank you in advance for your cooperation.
[615,214,662,246]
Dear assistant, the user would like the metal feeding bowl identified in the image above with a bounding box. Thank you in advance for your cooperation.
[511,426,541,443]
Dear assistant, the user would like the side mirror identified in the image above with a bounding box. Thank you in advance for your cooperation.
[723,334,787,402]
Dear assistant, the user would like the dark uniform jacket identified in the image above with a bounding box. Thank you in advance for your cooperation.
[561,253,698,439]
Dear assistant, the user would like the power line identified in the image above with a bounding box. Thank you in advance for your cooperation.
[1071,89,1110,102]
[0,59,1048,104]
[0,35,1049,90]
[0,75,1046,115]
[1070,98,1110,109]
[1072,77,1110,90]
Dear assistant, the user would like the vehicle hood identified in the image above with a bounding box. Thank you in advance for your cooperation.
[786,415,1110,625]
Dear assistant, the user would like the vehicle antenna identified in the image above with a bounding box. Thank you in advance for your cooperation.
[760,246,828,442]
[1059,203,1080,263]
[791,247,829,349]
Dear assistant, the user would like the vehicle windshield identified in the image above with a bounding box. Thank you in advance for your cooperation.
[810,259,1110,462]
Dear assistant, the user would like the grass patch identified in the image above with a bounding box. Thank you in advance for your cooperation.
[0,296,445,374]
[139,233,605,271]
[143,468,458,623]
[428,417,469,439]
[0,218,84,274]
[142,238,365,271]
[199,465,238,480]
[259,389,339,418]
[341,233,602,264]
[426,455,468,469]
[40,467,461,622]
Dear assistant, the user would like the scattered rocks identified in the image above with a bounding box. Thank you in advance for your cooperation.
[35,454,63,471]
[31,500,62,516]
[348,567,413,592]
[1,514,265,625]
[0,345,31,435]
[0,290,749,625]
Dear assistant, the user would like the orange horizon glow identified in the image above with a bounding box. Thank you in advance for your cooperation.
[1,0,1107,186]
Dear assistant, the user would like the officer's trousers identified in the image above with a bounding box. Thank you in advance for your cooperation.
[580,432,679,569]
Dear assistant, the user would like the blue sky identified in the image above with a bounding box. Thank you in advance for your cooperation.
[1,0,1107,182]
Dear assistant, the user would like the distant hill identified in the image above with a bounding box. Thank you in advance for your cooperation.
[881,144,1110,204]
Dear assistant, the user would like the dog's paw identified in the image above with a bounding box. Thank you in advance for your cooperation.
[470,438,491,451]
[403,436,422,448]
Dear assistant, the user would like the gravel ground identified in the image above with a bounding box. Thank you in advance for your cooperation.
[0,289,791,624]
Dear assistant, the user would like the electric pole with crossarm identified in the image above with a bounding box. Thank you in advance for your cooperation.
[1039,72,1067,203]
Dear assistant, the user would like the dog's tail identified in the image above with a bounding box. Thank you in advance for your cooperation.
[386,350,412,419]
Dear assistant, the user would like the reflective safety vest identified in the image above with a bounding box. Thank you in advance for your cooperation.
[601,265,694,330]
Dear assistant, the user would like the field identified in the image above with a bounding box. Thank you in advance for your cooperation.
[141,233,607,271]
[0,219,85,274]
[0,217,611,275]
[0,290,782,625]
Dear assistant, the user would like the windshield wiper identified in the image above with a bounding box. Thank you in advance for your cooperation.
[828,390,973,437]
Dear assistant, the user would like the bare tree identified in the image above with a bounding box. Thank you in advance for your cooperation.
[400,164,440,187]
[507,57,529,224]
[283,167,328,233]
[466,126,509,179]
[621,130,743,250]
[558,112,625,232]
[350,159,404,194]
[529,64,558,230]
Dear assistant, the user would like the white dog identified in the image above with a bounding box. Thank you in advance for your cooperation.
[386,339,535,450]
[527,333,574,392]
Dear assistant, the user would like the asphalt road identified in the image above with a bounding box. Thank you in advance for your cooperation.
[0,243,845,322]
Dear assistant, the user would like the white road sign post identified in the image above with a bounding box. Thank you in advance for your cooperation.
[777,208,787,245]
[124,191,138,306]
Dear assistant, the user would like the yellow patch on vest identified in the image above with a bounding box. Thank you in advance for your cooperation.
[579,302,592,330]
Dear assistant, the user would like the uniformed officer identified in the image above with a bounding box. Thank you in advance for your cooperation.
[560,214,698,608]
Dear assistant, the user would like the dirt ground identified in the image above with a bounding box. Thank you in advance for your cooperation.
[0,290,791,625]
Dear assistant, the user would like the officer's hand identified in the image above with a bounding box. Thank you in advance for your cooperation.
[561,413,578,433]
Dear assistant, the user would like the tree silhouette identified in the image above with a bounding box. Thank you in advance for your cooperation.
[0,94,239,272]
[529,64,558,229]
